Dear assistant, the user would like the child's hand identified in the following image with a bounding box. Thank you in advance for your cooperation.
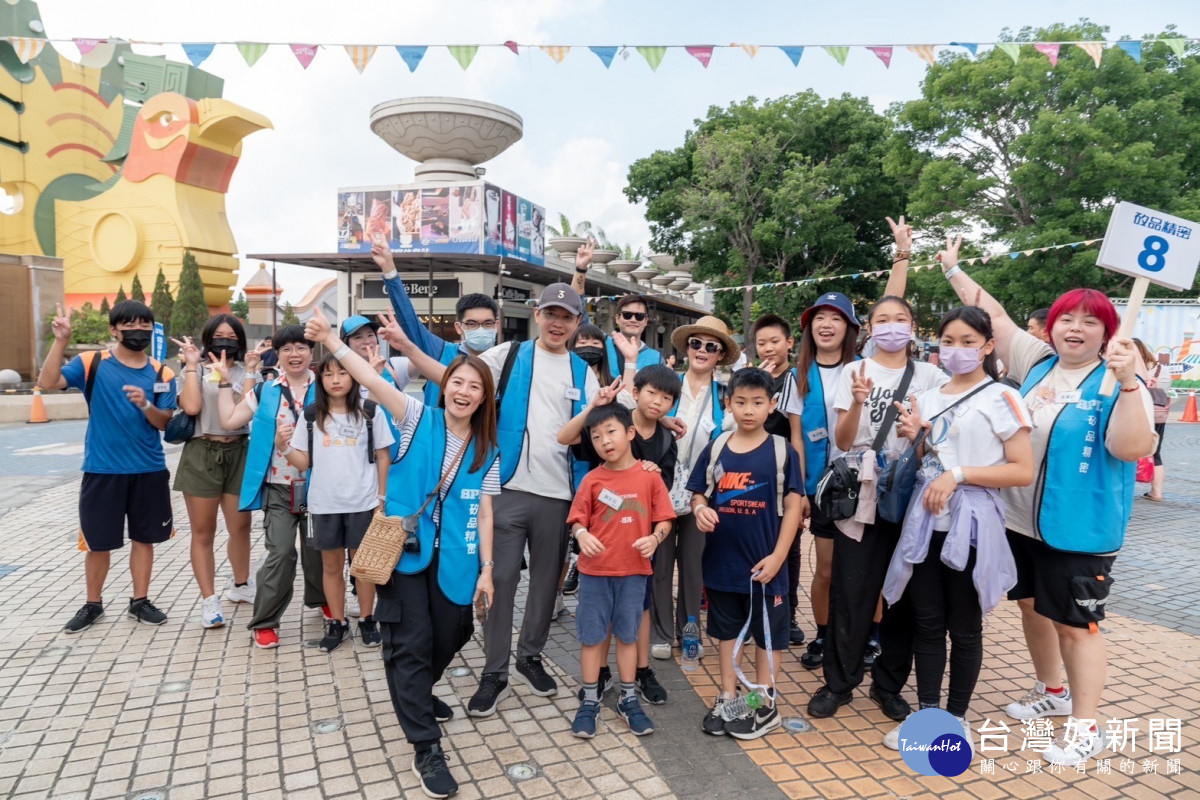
[632,535,658,558]
[850,360,874,406]
[276,422,294,452]
[751,554,784,584]
[638,460,662,474]
[661,416,687,439]
[576,530,605,557]
[694,505,720,532]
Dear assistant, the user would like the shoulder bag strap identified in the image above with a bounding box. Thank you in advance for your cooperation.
[869,360,914,454]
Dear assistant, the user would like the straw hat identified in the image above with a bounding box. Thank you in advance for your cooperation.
[671,315,741,367]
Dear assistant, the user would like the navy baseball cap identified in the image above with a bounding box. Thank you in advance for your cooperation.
[801,292,860,330]
[339,314,380,341]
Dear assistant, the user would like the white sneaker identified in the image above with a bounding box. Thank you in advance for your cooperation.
[346,593,361,619]
[651,643,672,660]
[956,715,975,758]
[882,723,901,751]
[201,595,225,628]
[1005,681,1072,720]
[1043,717,1103,766]
[553,593,567,618]
[225,581,255,605]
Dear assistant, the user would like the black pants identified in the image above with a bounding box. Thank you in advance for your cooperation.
[909,531,982,716]
[823,518,913,695]
[378,559,474,745]
[786,533,801,620]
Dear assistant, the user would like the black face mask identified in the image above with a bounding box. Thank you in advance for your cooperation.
[208,338,240,361]
[119,329,152,353]
[575,346,605,367]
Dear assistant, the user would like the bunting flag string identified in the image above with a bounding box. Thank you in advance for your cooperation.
[995,42,1021,64]
[867,46,893,68]
[1034,42,1060,67]
[504,40,519,55]
[73,38,101,56]
[1077,41,1104,67]
[637,45,667,71]
[779,45,804,66]
[540,45,569,64]
[735,43,759,59]
[290,44,318,69]
[236,42,268,67]
[344,45,376,73]
[589,45,617,68]
[396,45,426,72]
[686,45,714,68]
[10,37,46,63]
[182,42,215,67]
[823,46,849,66]
[907,44,937,65]
[447,45,478,70]
[1117,40,1142,63]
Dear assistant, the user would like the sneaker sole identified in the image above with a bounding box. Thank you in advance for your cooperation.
[361,639,382,648]
[201,618,225,629]
[728,714,782,741]
[63,610,104,635]
[252,637,279,650]
[571,726,597,739]
[127,611,167,626]
[701,721,727,736]
[800,657,822,671]
[618,713,655,736]
[410,760,455,799]
[807,694,852,719]
[638,689,668,705]
[1006,705,1072,721]
[466,683,510,718]
[514,670,557,698]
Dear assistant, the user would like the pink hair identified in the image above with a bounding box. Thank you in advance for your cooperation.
[1045,288,1120,348]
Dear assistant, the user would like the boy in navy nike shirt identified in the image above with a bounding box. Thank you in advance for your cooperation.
[687,368,803,740]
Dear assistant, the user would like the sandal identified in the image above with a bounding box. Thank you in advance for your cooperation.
[1142,492,1163,502]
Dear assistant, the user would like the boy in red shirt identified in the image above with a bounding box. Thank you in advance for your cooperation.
[568,404,675,738]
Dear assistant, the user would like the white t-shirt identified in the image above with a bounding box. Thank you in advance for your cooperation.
[291,405,396,513]
[1002,329,1156,537]
[833,359,950,462]
[914,379,1032,529]
[480,341,600,501]
[813,362,849,463]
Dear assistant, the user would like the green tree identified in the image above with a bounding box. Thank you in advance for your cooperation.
[98,295,110,318]
[49,303,111,345]
[130,273,145,303]
[279,302,300,327]
[172,250,209,342]
[626,92,911,339]
[150,267,174,338]
[114,284,127,305]
[888,22,1200,318]
[229,291,249,322]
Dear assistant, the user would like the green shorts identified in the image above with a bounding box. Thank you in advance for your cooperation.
[173,437,248,498]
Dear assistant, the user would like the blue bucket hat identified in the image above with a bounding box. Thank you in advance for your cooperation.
[339,314,380,342]
[800,292,860,330]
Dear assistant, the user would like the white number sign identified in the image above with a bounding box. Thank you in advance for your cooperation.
[1096,202,1200,292]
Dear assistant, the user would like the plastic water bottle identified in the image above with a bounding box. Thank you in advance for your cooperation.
[720,689,767,721]
[681,616,701,671]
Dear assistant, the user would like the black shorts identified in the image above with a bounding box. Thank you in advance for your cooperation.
[79,471,174,552]
[806,494,837,539]
[1006,530,1116,630]
[310,510,375,551]
[705,587,790,650]
[1153,422,1166,466]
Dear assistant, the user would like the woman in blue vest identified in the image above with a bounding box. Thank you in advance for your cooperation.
[937,235,1157,766]
[305,308,499,799]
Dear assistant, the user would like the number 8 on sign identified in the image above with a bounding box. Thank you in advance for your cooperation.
[1138,235,1169,272]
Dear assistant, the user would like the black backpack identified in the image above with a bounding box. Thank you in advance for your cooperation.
[302,400,378,464]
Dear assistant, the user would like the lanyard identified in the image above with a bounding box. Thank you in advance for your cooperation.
[730,573,775,696]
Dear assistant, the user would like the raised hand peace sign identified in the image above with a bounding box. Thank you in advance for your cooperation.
[171,335,201,366]
[592,377,624,407]
[936,234,964,273]
[575,236,597,270]
[50,303,72,342]
[886,215,914,252]
[208,349,231,382]
[893,394,929,442]
[850,360,875,406]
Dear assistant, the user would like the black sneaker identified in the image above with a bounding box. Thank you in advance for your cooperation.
[128,598,167,626]
[726,698,782,740]
[64,602,104,634]
[433,696,454,723]
[702,694,730,736]
[467,673,510,718]
[562,560,580,596]
[636,667,668,705]
[789,620,806,646]
[577,665,613,702]
[800,638,824,671]
[515,655,557,697]
[869,685,912,722]
[412,743,458,799]
[319,620,349,652]
[862,637,882,667]
[807,686,853,718]
[358,617,382,647]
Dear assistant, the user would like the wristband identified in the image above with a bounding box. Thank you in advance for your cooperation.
[944,265,963,280]
[382,269,398,281]
[574,267,588,275]
[480,560,495,568]
[141,399,152,410]
[951,466,965,484]
[332,344,351,360]
[218,381,231,389]
[894,249,911,260]
[572,528,588,540]
[1120,384,1140,393]
[185,368,199,375]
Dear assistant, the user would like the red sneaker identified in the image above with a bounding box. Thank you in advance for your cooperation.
[252,628,279,649]
[321,604,333,622]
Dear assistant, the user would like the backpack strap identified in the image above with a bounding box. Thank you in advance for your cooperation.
[496,340,522,403]
[772,434,786,517]
[363,399,377,464]
[303,404,318,464]
[82,350,111,405]
[703,430,735,499]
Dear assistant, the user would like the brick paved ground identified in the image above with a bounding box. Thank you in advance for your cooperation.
[0,420,1198,798]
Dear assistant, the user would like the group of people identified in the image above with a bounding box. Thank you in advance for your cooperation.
[38,216,1158,798]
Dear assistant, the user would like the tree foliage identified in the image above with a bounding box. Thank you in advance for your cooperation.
[114,284,127,305]
[172,251,208,343]
[229,291,249,322]
[130,273,145,304]
[98,296,110,318]
[150,267,174,339]
[279,302,300,327]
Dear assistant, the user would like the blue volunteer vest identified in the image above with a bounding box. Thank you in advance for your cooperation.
[422,341,465,407]
[375,366,402,463]
[1020,357,1134,554]
[385,407,499,606]
[496,340,591,492]
[668,374,725,443]
[238,378,316,512]
[800,358,860,496]
[604,336,662,378]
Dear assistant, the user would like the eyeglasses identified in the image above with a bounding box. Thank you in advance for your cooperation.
[459,320,497,331]
[620,311,647,322]
[688,338,723,354]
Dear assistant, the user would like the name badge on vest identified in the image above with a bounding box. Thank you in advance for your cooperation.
[153,382,170,394]
[806,426,828,443]
[1056,390,1082,405]
[564,386,581,401]
[700,417,716,435]
[598,488,624,510]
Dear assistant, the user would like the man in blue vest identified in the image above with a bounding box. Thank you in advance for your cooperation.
[466,283,600,716]
[571,238,663,376]
[370,236,500,404]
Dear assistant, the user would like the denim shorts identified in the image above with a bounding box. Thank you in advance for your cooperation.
[576,574,647,646]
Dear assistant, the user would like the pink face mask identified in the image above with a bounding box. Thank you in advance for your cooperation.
[871,323,912,353]
[940,345,983,375]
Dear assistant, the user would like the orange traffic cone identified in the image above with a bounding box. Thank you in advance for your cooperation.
[1182,390,1199,424]
[27,386,49,424]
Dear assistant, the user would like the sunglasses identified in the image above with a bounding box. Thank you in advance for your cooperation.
[620,311,647,321]
[688,338,724,354]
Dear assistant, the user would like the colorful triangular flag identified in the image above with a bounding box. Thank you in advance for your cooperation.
[182,43,215,67]
[1023,250,1035,257]
[995,42,1021,64]
[966,258,978,266]
[1116,40,1142,63]
[290,44,318,69]
[734,43,759,58]
[540,45,570,63]
[778,46,804,66]
[686,46,714,68]
[448,45,478,70]
[1162,39,1186,58]
[1009,253,1020,260]
[1085,239,1100,246]
[867,46,893,68]
[1033,43,1060,67]
[504,40,519,55]
[396,46,427,72]
[589,46,617,68]
[951,42,978,56]
[1076,42,1104,67]
[344,45,376,73]
[823,46,849,66]
[637,46,667,71]
[236,42,268,67]
[907,44,936,65]
[9,37,46,64]
[74,38,101,56]
[981,256,991,265]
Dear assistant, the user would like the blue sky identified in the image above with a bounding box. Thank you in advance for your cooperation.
[40,0,1200,302]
